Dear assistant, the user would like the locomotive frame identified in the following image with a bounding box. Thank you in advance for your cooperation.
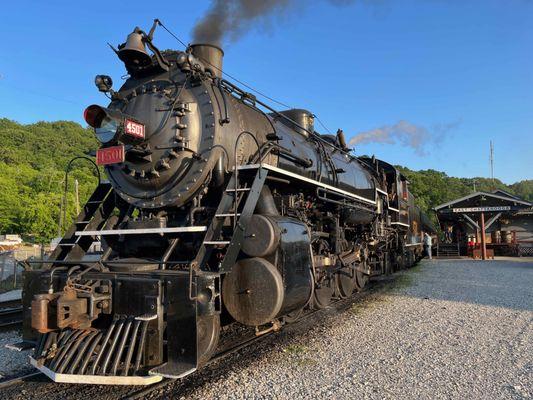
[17,21,436,385]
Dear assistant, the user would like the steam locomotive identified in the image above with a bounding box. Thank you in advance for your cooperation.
[19,21,435,385]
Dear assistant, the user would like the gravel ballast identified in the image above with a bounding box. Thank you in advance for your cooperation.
[0,258,531,399]
[163,258,533,399]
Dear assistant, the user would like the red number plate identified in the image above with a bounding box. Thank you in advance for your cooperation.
[96,145,125,165]
[124,119,145,139]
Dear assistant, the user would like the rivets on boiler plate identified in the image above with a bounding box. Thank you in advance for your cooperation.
[168,150,179,159]
[159,159,171,170]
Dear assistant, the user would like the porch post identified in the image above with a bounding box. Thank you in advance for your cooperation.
[480,212,487,260]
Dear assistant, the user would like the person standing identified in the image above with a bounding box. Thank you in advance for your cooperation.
[424,232,433,260]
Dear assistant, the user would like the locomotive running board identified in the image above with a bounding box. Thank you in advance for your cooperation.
[238,164,377,206]
[30,357,163,385]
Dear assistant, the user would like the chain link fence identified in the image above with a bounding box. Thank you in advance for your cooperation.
[1,247,45,293]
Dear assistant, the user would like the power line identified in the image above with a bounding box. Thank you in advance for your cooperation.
[156,20,188,49]
[490,140,495,189]
[157,19,293,110]
[0,79,82,106]
[313,114,332,134]
[157,20,340,135]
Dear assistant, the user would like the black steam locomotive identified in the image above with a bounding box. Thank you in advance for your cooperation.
[20,21,435,385]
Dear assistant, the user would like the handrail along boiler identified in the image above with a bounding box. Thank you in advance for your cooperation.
[21,21,435,385]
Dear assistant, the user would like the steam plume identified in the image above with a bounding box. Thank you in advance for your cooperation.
[348,120,460,156]
[192,0,355,44]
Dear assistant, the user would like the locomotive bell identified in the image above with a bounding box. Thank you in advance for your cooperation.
[118,29,151,67]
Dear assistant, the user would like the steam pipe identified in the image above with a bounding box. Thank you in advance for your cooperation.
[255,186,279,216]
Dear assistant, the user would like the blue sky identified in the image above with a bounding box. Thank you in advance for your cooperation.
[0,0,531,183]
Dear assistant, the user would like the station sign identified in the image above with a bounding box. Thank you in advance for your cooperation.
[452,206,511,213]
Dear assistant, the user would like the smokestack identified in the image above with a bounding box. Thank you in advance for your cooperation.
[190,44,224,78]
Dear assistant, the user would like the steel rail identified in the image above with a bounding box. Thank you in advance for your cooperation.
[121,275,401,400]
[0,300,23,329]
[0,372,44,389]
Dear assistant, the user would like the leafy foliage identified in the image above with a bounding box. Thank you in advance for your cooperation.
[0,119,99,243]
[0,118,530,243]
[396,166,533,225]
[509,180,533,202]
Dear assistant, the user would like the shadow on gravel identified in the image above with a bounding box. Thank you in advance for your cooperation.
[1,277,396,400]
[5,259,531,399]
[387,259,533,313]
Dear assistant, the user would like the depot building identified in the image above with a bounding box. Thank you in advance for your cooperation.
[434,190,533,259]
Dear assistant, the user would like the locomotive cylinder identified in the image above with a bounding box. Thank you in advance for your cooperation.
[222,217,313,326]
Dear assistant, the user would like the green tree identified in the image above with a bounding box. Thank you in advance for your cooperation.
[0,119,99,242]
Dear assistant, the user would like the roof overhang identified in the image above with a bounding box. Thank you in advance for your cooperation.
[434,191,532,212]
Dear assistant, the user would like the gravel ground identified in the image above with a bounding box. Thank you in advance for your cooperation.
[1,258,531,399]
[159,258,533,400]
[0,330,32,379]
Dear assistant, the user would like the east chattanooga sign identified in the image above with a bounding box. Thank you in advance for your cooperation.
[452,206,511,213]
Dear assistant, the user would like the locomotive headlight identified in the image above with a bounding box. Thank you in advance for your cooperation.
[94,75,113,93]
[84,105,145,144]
[84,105,121,144]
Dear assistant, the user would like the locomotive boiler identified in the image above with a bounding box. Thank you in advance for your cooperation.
[18,21,434,385]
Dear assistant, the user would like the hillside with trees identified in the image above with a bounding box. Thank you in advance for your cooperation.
[0,118,99,243]
[0,118,531,243]
[396,167,533,224]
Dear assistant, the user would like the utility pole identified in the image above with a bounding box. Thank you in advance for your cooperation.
[75,179,80,215]
[57,177,65,238]
[490,140,495,190]
[473,179,477,192]
[480,212,487,260]
[57,196,63,237]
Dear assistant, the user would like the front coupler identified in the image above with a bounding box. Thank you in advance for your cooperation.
[21,268,219,384]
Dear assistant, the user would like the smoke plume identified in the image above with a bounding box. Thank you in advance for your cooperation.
[348,120,460,156]
[192,0,356,44]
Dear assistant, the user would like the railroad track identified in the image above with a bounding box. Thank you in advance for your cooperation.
[123,329,285,399]
[121,274,401,399]
[0,299,23,329]
[0,371,43,390]
[0,273,404,399]
[0,275,404,400]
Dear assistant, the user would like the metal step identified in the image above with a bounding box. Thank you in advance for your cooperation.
[215,213,241,217]
[225,188,251,192]
[203,241,231,245]
[75,226,208,236]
